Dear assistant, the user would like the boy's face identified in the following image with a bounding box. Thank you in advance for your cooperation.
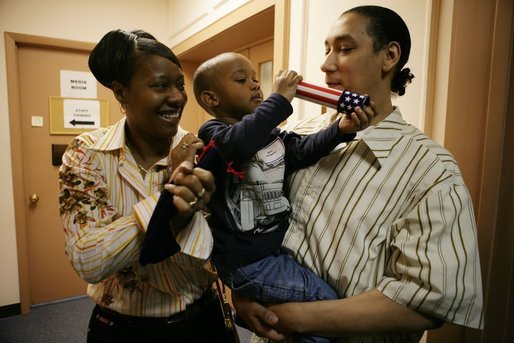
[213,54,264,121]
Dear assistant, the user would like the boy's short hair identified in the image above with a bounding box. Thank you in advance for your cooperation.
[193,52,239,111]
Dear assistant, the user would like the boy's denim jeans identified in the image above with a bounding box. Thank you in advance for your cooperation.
[217,253,339,343]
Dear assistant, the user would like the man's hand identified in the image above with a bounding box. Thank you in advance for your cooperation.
[231,292,287,342]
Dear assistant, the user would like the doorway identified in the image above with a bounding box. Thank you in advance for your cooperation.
[6,33,123,312]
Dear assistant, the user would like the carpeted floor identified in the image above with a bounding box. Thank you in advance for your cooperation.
[0,296,93,343]
[0,296,252,342]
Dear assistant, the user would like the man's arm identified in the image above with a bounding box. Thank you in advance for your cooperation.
[269,289,442,337]
[233,289,442,340]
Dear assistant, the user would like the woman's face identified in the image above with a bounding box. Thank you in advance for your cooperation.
[122,54,187,142]
[321,13,386,99]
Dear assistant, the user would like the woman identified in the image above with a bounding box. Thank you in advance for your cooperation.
[58,29,227,342]
[236,5,483,343]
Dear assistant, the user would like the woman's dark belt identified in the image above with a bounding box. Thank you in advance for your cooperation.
[97,288,218,325]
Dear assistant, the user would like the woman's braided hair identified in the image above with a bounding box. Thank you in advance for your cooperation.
[89,29,182,88]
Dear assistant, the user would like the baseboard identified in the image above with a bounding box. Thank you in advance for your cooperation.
[0,303,21,318]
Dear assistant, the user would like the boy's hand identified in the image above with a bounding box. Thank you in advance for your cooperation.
[272,70,303,102]
[339,101,376,135]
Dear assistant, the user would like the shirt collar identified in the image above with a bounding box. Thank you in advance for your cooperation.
[90,117,126,151]
[354,107,407,166]
[89,116,189,163]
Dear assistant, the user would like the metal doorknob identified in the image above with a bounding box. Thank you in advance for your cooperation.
[30,193,40,204]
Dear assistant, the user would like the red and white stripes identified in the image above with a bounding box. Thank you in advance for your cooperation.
[295,81,370,114]
[295,81,341,109]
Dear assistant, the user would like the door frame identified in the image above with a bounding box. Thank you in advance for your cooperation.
[5,32,95,314]
[425,0,514,341]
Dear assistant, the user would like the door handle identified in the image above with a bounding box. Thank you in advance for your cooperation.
[30,193,40,204]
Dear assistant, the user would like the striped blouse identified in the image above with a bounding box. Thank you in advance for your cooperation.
[58,117,216,317]
[280,108,483,341]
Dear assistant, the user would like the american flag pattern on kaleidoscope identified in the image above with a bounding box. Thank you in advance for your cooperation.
[295,81,370,114]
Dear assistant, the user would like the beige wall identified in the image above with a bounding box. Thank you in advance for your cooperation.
[0,0,169,307]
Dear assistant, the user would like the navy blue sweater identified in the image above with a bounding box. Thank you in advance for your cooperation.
[198,93,355,270]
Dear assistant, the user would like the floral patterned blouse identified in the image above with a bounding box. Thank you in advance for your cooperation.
[59,117,215,317]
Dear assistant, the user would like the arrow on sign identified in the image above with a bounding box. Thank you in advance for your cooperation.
[69,119,95,126]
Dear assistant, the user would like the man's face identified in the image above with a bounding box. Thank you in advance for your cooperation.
[321,13,385,99]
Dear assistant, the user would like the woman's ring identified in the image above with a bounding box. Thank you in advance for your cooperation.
[189,197,198,207]
[181,143,189,150]
[197,188,206,199]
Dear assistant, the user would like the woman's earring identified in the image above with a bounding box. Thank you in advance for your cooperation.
[120,103,127,114]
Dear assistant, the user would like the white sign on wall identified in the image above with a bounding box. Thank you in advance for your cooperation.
[63,99,100,129]
[60,70,97,99]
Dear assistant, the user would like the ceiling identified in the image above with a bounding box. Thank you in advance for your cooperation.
[177,6,274,63]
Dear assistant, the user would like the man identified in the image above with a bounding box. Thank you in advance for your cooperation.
[234,6,483,342]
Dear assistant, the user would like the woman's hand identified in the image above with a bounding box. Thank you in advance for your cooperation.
[165,162,215,212]
[167,132,213,212]
[171,133,204,172]
[163,161,215,234]
[231,292,287,342]
[163,134,215,233]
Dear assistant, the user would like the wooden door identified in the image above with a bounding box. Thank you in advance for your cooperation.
[16,42,123,305]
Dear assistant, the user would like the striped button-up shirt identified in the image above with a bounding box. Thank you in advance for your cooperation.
[279,108,483,342]
[59,117,215,317]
